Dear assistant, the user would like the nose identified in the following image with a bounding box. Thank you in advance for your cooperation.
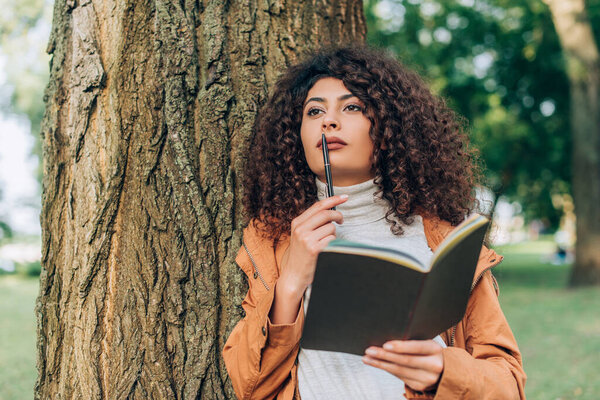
[322,113,339,132]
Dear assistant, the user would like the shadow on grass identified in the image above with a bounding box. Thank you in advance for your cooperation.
[492,242,571,289]
[494,262,570,289]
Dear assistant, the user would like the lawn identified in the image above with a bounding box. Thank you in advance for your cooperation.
[0,275,38,400]
[493,239,600,400]
[0,239,599,399]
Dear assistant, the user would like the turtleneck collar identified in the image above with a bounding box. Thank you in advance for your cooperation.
[315,177,391,226]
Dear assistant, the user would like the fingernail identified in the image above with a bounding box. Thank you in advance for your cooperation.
[339,194,348,200]
[365,347,376,355]
[383,343,393,350]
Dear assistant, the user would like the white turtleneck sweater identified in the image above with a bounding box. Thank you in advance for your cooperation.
[297,178,443,400]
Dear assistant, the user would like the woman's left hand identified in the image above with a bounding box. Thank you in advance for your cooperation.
[362,340,444,392]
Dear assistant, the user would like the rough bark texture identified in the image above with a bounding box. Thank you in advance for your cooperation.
[544,0,600,286]
[35,1,366,398]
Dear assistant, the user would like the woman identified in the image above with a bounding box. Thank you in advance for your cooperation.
[223,46,526,399]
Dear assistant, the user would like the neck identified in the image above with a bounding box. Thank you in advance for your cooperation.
[315,177,390,226]
[316,172,376,187]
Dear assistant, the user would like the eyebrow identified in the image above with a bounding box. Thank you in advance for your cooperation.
[303,93,356,108]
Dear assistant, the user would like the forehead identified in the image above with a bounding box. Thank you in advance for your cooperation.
[306,77,352,98]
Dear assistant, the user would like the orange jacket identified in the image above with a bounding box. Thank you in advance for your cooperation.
[223,216,526,399]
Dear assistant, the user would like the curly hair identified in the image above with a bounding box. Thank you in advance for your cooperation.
[243,45,481,240]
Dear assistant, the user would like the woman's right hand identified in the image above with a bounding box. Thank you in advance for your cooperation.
[270,194,348,324]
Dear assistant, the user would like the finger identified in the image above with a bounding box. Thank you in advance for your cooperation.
[382,340,442,355]
[317,234,337,247]
[309,221,337,243]
[362,355,437,387]
[300,210,345,234]
[300,223,337,256]
[364,347,443,372]
[293,195,348,227]
[291,210,342,240]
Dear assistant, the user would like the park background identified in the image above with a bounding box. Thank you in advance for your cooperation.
[0,0,599,399]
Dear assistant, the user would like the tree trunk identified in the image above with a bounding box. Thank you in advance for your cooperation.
[544,0,600,286]
[35,1,366,398]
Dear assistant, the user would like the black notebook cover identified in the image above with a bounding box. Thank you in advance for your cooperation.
[301,219,488,355]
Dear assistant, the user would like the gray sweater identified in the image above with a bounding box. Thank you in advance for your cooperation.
[298,178,439,400]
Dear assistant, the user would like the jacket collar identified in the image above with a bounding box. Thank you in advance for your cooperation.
[248,214,501,285]
[421,215,502,283]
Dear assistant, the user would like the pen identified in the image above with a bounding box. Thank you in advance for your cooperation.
[321,133,336,210]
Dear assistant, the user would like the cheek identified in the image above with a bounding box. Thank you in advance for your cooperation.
[300,124,308,149]
[360,142,375,166]
[300,125,312,156]
[358,123,375,162]
[300,124,319,169]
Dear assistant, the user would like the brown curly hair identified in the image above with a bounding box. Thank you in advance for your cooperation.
[243,45,481,240]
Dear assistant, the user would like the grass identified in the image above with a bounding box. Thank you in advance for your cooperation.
[0,238,599,399]
[0,276,38,400]
[493,239,600,400]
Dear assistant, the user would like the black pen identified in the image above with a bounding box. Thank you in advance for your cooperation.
[321,133,336,210]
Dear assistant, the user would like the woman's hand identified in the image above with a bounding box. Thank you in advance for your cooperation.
[269,195,348,324]
[279,194,348,293]
[362,340,444,392]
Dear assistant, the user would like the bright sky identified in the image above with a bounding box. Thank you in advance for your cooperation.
[0,37,42,235]
[0,115,41,235]
[0,3,51,238]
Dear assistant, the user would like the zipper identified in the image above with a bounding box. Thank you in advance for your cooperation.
[450,258,502,347]
[242,240,270,291]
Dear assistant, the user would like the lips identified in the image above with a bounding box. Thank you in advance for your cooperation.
[317,136,347,149]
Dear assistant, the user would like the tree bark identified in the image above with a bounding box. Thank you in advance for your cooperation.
[35,1,366,398]
[544,0,600,286]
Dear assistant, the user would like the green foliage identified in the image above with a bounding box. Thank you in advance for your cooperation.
[365,0,600,227]
[0,188,13,241]
[0,0,52,183]
[0,260,40,277]
[22,260,41,277]
[0,0,50,123]
[0,221,12,241]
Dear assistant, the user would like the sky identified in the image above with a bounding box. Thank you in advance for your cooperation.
[0,115,41,235]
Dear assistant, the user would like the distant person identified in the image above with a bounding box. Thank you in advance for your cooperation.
[223,46,526,399]
[553,245,568,264]
[553,229,573,265]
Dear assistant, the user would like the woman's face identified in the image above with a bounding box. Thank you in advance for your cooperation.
[300,77,375,187]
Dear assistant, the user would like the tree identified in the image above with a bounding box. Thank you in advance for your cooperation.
[364,0,600,285]
[0,187,13,241]
[0,0,52,182]
[35,0,366,399]
[364,0,574,227]
[0,0,52,235]
[544,0,600,286]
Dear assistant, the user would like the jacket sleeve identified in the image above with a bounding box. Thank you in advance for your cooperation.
[405,271,526,400]
[222,243,304,400]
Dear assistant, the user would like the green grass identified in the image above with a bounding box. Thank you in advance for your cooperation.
[0,276,38,400]
[0,239,599,399]
[494,239,600,400]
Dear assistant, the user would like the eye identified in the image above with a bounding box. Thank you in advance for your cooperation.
[344,104,363,112]
[307,107,323,117]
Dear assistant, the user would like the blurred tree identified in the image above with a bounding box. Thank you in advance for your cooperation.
[0,0,52,182]
[0,187,13,241]
[36,0,365,398]
[365,0,580,228]
[0,0,50,238]
[544,0,600,286]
